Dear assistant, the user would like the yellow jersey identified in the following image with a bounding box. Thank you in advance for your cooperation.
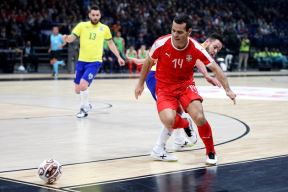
[72,21,112,62]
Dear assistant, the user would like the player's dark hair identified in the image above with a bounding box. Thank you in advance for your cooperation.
[89,5,100,12]
[173,14,192,31]
[208,33,224,45]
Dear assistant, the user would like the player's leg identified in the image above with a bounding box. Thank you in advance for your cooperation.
[53,60,60,77]
[77,62,102,117]
[146,72,192,150]
[151,108,178,161]
[145,72,177,161]
[238,53,244,71]
[145,71,157,100]
[186,101,217,165]
[180,85,217,165]
[150,125,178,161]
[152,92,194,161]
[173,107,197,151]
[173,106,188,149]
[50,56,57,76]
[244,53,248,71]
[74,61,87,118]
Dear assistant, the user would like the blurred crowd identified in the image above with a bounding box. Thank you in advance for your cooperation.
[0,0,287,50]
[0,0,287,72]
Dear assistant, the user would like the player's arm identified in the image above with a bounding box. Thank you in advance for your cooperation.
[135,56,154,99]
[107,39,125,66]
[48,37,52,53]
[195,60,221,87]
[207,61,236,104]
[62,34,77,43]
[60,35,67,48]
[63,22,82,44]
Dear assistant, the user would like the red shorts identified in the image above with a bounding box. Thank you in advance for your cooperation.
[156,85,203,112]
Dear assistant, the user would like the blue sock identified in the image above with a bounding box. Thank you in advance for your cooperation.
[53,61,60,74]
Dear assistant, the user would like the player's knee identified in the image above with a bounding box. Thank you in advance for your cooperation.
[193,113,206,126]
[75,86,81,94]
[162,116,175,129]
[79,83,88,91]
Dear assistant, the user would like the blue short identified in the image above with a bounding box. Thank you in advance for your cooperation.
[74,61,102,85]
[145,71,157,100]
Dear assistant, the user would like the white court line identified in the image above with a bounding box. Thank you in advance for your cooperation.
[145,86,288,101]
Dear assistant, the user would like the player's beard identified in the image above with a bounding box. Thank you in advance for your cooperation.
[206,46,215,58]
[90,19,99,25]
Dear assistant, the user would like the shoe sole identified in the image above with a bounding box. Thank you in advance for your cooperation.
[150,154,178,162]
[206,159,217,166]
[76,114,88,118]
[174,142,195,151]
[206,162,217,166]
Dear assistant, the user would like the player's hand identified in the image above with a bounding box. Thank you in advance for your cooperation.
[226,89,236,105]
[62,35,72,43]
[62,35,68,43]
[205,75,221,88]
[118,57,125,66]
[135,83,144,99]
[48,49,51,53]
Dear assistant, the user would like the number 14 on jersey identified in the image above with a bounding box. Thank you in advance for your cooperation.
[172,58,183,69]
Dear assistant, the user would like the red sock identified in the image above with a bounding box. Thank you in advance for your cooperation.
[197,121,215,154]
[172,114,189,129]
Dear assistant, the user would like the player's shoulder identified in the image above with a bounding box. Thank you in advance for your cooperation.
[98,22,110,30]
[74,21,87,29]
[189,37,214,61]
[155,34,171,43]
[152,34,171,50]
[189,37,203,50]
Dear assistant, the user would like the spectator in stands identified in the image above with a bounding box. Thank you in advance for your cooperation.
[0,0,288,71]
[0,27,8,48]
[270,49,288,69]
[253,47,273,70]
[113,31,126,73]
[126,45,137,74]
[113,31,125,59]
[238,34,250,71]
[0,27,7,39]
[23,40,38,72]
[136,44,147,73]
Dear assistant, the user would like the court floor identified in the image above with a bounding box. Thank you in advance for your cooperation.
[0,72,287,191]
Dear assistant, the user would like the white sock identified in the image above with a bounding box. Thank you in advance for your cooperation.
[153,126,173,153]
[80,89,89,107]
[181,112,189,119]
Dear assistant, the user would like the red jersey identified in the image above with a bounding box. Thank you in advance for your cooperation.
[149,34,214,90]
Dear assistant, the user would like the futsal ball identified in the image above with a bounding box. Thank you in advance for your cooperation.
[38,159,62,184]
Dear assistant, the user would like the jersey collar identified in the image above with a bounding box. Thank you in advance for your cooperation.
[170,37,189,51]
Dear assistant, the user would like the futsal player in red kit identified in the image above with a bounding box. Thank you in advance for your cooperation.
[135,14,236,165]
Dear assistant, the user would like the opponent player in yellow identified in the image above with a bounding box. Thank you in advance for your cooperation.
[63,5,125,118]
